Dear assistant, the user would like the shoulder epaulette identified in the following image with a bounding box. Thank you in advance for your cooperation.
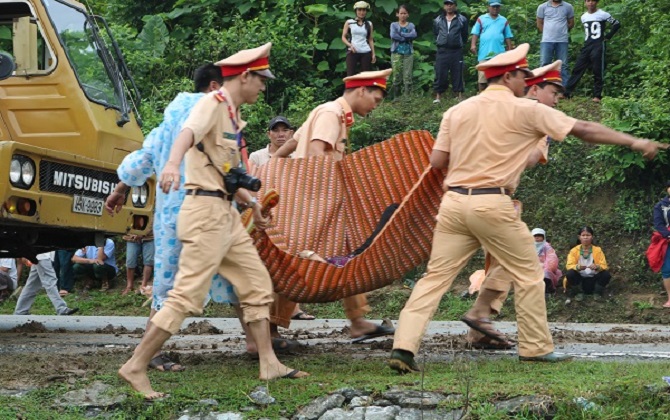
[213,90,227,103]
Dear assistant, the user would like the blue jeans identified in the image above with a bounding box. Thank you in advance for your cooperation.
[540,42,569,84]
[662,245,670,279]
[126,240,155,268]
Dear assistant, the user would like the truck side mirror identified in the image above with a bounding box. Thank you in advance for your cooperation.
[0,52,15,80]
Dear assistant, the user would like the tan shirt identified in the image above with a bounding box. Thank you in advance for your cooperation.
[181,88,246,193]
[293,97,354,161]
[434,85,577,191]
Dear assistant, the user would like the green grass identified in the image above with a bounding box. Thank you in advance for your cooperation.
[3,279,669,327]
[1,354,669,419]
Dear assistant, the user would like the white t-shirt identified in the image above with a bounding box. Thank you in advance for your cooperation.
[0,258,18,289]
[36,251,55,261]
[348,19,372,53]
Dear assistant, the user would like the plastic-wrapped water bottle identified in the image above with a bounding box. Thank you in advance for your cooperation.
[573,397,599,411]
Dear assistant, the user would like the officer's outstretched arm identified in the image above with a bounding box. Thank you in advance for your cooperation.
[571,121,668,160]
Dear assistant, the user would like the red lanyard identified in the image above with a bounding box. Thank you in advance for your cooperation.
[214,90,250,170]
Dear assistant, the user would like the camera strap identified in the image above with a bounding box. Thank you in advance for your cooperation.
[193,90,246,189]
[195,142,229,183]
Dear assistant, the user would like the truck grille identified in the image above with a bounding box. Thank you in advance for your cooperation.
[39,160,120,199]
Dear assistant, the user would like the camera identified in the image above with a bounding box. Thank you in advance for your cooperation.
[224,167,261,193]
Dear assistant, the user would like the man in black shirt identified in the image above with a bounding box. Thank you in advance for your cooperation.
[432,0,469,103]
[564,0,620,102]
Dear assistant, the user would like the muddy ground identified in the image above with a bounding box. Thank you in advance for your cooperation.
[2,318,669,391]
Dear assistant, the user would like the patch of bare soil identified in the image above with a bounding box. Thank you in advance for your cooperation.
[10,321,48,333]
[0,351,127,389]
[179,320,222,335]
[94,324,143,335]
[551,329,665,345]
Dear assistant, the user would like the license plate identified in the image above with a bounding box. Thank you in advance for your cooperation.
[72,195,104,216]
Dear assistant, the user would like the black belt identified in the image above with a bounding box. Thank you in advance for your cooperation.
[185,189,233,201]
[449,187,511,196]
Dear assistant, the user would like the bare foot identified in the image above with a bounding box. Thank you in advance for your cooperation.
[259,364,310,381]
[118,362,165,400]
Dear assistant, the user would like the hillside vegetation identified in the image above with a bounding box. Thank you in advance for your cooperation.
[81,0,670,319]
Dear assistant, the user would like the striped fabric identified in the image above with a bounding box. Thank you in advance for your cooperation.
[246,130,445,302]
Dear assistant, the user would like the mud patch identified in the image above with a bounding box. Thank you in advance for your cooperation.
[180,320,222,335]
[551,329,665,345]
[10,321,48,333]
[607,327,636,333]
[93,324,144,335]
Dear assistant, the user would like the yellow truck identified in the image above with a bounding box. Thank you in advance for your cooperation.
[0,0,153,258]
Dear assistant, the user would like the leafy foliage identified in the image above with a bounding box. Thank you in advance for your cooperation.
[80,0,670,285]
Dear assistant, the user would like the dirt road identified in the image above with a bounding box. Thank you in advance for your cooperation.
[1,315,669,361]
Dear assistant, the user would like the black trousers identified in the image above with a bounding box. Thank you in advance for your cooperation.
[346,51,372,76]
[565,42,605,99]
[433,48,464,94]
[565,269,611,294]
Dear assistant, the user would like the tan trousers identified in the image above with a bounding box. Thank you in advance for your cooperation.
[152,196,274,334]
[271,293,370,328]
[393,191,554,358]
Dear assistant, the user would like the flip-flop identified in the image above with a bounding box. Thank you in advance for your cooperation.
[467,335,515,350]
[291,311,316,320]
[272,337,301,353]
[351,324,395,343]
[148,354,185,372]
[281,369,309,379]
[663,302,670,308]
[461,316,510,344]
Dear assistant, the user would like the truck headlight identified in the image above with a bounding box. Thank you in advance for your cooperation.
[21,161,35,186]
[131,183,148,208]
[9,159,21,184]
[139,184,148,205]
[9,155,36,189]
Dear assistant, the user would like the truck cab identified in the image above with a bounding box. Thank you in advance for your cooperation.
[0,0,152,258]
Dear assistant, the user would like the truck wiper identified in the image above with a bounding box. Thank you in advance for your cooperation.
[84,16,130,127]
[94,15,143,127]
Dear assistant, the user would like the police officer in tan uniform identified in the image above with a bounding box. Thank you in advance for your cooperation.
[119,43,308,400]
[271,69,395,342]
[468,60,566,349]
[389,44,666,373]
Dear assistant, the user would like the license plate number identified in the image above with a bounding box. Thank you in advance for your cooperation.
[72,195,104,216]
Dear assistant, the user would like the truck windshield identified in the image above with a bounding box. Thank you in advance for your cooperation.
[43,0,121,109]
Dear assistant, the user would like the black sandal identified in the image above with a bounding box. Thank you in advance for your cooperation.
[148,353,185,372]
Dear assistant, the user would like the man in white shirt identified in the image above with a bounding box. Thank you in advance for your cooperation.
[0,258,18,290]
[248,116,294,170]
[14,252,79,315]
